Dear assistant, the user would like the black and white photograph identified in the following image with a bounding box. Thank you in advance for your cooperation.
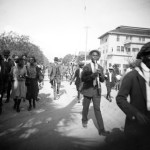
[0,0,150,150]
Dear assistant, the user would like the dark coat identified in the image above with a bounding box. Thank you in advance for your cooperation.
[73,68,82,90]
[81,63,105,97]
[116,68,150,136]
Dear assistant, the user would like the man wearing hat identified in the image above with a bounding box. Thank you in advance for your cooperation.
[0,49,13,104]
[81,49,110,136]
[70,62,84,103]
[105,66,116,102]
[49,57,61,100]
[116,42,150,149]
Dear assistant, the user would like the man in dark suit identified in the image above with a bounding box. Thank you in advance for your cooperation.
[0,50,13,103]
[116,42,150,149]
[49,57,61,100]
[81,49,110,136]
[70,62,84,103]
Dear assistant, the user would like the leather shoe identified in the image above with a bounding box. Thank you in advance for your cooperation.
[99,129,110,136]
[82,122,88,128]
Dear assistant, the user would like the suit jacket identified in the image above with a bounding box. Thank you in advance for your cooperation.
[49,63,61,81]
[116,67,150,136]
[74,68,82,85]
[81,63,105,97]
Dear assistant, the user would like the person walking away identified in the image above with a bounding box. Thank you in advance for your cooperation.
[115,73,122,90]
[49,57,61,100]
[70,62,84,103]
[116,42,150,149]
[11,57,27,112]
[81,49,110,136]
[104,67,116,102]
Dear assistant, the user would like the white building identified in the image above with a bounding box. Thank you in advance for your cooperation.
[98,26,150,74]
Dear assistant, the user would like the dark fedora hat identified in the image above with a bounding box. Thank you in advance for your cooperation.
[89,49,101,56]
[54,57,59,61]
[78,62,84,67]
[2,50,10,56]
[137,42,150,59]
[109,66,114,70]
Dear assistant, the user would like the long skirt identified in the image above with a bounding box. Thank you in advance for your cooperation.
[26,78,39,100]
[11,80,26,99]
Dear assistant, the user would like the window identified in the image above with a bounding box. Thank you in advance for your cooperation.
[117,46,120,51]
[115,64,121,68]
[126,36,129,39]
[123,64,128,69]
[121,46,124,52]
[142,38,145,42]
[126,48,131,52]
[117,35,120,41]
[130,36,132,40]
[132,48,139,52]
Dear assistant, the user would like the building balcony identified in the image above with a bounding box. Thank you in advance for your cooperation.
[105,52,132,57]
[124,39,146,45]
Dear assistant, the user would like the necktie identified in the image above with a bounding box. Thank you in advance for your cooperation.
[79,69,82,78]
[93,63,97,86]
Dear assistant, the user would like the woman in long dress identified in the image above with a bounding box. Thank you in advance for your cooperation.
[11,57,27,112]
[26,57,43,111]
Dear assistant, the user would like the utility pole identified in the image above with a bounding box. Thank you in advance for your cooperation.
[84,0,88,65]
[85,26,89,64]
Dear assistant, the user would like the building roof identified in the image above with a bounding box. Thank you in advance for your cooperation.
[98,26,150,39]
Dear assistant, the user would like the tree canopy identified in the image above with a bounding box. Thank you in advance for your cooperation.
[0,31,49,66]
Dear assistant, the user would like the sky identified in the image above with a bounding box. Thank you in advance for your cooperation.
[0,0,150,62]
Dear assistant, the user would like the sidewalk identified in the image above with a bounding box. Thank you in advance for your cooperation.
[0,75,126,150]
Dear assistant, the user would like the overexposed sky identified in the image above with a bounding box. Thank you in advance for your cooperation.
[0,0,150,61]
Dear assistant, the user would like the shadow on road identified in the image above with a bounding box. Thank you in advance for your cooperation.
[0,93,106,150]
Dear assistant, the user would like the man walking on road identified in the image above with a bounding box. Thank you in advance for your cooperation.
[70,62,84,103]
[116,42,150,149]
[49,57,61,100]
[81,49,110,136]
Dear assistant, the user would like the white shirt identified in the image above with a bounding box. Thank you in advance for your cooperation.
[136,62,150,111]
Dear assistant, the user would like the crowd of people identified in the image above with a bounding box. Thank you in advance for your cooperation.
[0,50,44,114]
[1,41,150,149]
[68,42,150,148]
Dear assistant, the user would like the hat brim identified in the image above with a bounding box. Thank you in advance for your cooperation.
[89,50,100,56]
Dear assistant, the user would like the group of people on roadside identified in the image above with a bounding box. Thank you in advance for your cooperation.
[0,50,44,114]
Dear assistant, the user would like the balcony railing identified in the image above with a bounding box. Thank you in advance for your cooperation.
[124,39,146,45]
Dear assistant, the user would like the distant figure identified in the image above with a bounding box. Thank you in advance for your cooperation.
[49,57,61,100]
[105,67,116,102]
[115,73,122,90]
[116,42,150,149]
[70,62,84,103]
[81,49,110,136]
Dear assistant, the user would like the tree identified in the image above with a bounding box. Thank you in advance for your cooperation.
[62,54,74,65]
[0,31,49,66]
